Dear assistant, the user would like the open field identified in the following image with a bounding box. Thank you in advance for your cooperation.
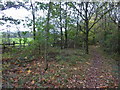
[0,38,33,44]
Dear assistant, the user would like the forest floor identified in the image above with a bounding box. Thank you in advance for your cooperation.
[84,46,119,88]
[2,46,119,88]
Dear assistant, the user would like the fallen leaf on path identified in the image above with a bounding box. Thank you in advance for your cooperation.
[99,86,108,88]
[73,68,77,70]
[31,80,35,84]
[25,57,28,59]
[27,70,31,74]
[86,62,90,65]
[100,75,104,78]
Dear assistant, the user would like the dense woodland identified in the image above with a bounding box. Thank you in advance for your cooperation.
[0,0,120,88]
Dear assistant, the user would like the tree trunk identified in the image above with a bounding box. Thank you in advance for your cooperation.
[85,2,89,54]
[31,0,36,40]
[118,21,120,54]
[75,13,79,48]
[53,29,56,47]
[85,31,89,54]
[104,16,107,42]
[7,30,10,44]
[45,2,51,71]
[65,2,68,48]
[60,2,63,49]
[18,31,21,46]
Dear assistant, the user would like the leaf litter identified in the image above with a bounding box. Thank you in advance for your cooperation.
[2,46,119,88]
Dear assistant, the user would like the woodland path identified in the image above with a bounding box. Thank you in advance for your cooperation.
[2,46,119,88]
[84,46,119,88]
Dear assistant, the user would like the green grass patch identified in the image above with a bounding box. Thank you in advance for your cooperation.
[1,37,33,44]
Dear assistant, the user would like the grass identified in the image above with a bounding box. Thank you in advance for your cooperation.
[0,37,33,44]
[2,45,119,88]
[95,45,120,61]
[2,46,91,88]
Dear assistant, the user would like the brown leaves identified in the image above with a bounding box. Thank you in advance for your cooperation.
[31,80,35,84]
[27,70,31,74]
[98,86,109,88]
[86,62,91,65]
[73,68,77,70]
[2,52,118,88]
[100,75,104,78]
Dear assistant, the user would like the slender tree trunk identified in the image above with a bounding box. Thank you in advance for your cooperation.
[93,29,96,45]
[65,2,68,48]
[118,21,120,54]
[85,2,89,54]
[104,16,107,41]
[16,27,21,47]
[24,38,25,47]
[85,31,89,54]
[53,29,56,47]
[7,30,10,44]
[45,2,51,71]
[18,31,21,46]
[60,2,63,49]
[75,14,79,48]
[31,0,36,40]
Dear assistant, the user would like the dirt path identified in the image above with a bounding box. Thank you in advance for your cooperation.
[84,46,119,88]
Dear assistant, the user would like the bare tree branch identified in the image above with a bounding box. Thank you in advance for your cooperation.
[89,7,114,31]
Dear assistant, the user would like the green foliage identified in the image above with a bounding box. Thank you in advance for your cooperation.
[103,33,118,52]
[2,1,120,88]
[96,21,119,54]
